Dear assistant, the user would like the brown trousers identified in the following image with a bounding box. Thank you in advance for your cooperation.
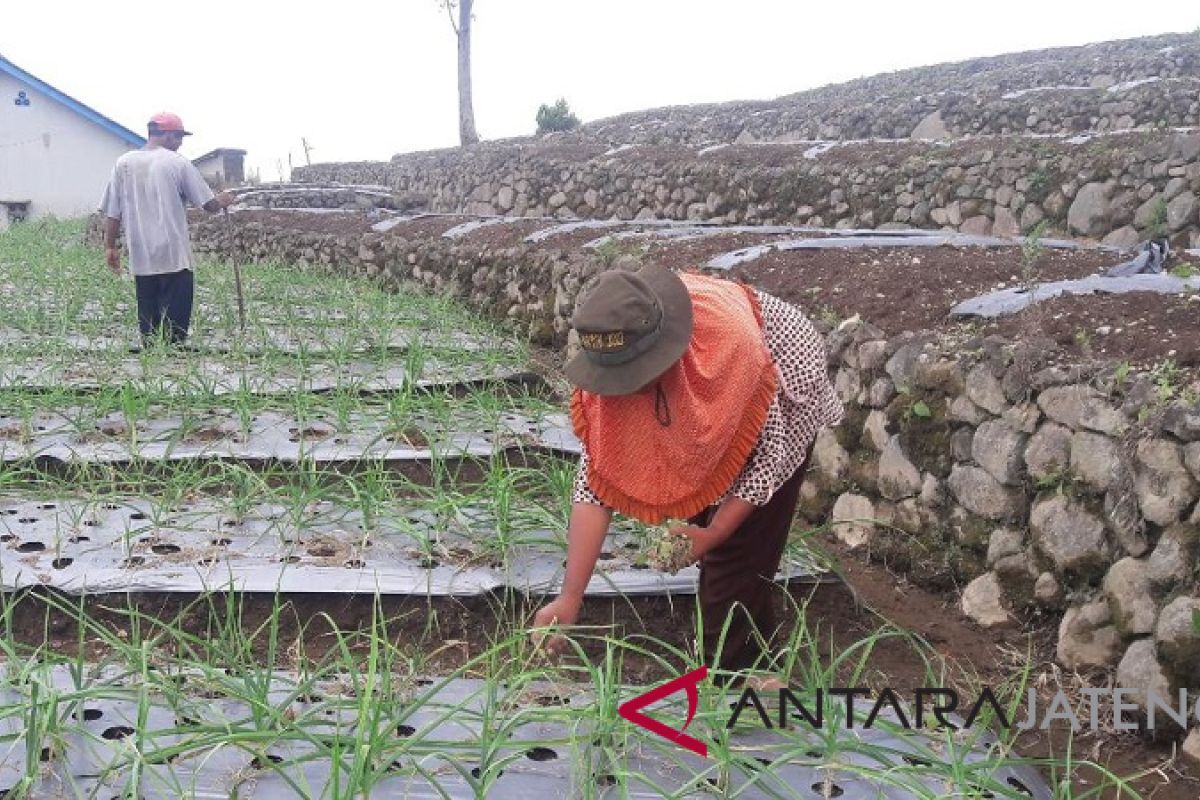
[688,448,812,674]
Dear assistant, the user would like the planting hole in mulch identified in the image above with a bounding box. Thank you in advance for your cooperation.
[287,425,333,443]
[389,428,429,448]
[525,746,557,762]
[184,425,231,443]
[101,726,134,741]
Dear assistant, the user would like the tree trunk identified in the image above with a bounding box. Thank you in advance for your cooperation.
[457,0,480,145]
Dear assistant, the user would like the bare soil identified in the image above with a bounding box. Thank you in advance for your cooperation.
[449,219,558,249]
[735,243,1200,371]
[814,536,1200,800]
[246,210,378,236]
[984,291,1200,368]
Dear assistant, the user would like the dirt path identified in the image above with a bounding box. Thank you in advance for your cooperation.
[816,534,1200,800]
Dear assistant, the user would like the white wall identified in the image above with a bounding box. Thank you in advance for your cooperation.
[0,72,138,221]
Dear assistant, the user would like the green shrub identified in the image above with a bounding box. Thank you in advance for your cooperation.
[535,98,581,134]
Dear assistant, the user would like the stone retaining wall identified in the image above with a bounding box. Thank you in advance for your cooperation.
[296,131,1200,249]
[807,319,1200,728]
[231,183,426,211]
[568,74,1200,147]
[561,32,1200,146]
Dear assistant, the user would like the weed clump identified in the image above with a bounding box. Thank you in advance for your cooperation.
[646,526,694,573]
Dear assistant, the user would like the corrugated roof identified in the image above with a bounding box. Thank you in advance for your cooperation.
[0,53,145,147]
[194,148,248,162]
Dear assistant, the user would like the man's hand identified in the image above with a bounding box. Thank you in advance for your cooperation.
[203,192,237,214]
[532,595,581,656]
[105,245,122,276]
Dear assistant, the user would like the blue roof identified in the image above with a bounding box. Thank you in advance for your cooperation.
[0,53,145,147]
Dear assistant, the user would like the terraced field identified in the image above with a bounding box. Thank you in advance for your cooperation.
[0,221,1090,799]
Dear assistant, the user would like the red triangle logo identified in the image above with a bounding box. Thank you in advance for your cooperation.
[618,666,708,757]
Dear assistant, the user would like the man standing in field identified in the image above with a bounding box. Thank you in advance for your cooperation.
[533,264,842,677]
[100,112,234,346]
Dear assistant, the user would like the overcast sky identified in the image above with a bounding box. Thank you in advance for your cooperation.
[2,2,1196,180]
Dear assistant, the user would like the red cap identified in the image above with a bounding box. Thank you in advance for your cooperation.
[148,112,192,136]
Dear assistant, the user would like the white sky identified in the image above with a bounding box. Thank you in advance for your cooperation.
[2,1,1197,181]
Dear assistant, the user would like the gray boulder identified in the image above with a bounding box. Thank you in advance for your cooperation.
[1057,600,1123,671]
[965,364,1008,416]
[812,428,850,483]
[1031,495,1109,576]
[1102,558,1158,637]
[1167,191,1197,233]
[1147,525,1197,589]
[973,419,1028,486]
[987,528,1025,567]
[1154,596,1200,685]
[1070,431,1120,492]
[1115,639,1174,722]
[1025,423,1072,482]
[1037,385,1127,435]
[1034,572,1064,607]
[831,493,877,550]
[1067,181,1112,238]
[1135,440,1198,526]
[961,573,1014,628]
[878,436,922,500]
[948,465,1024,521]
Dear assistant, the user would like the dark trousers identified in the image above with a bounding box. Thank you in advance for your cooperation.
[689,448,812,673]
[134,269,194,344]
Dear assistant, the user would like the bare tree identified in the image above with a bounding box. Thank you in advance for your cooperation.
[440,0,480,145]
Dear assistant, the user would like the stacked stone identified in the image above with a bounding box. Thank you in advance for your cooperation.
[565,33,1199,146]
[297,132,1200,249]
[806,316,1200,736]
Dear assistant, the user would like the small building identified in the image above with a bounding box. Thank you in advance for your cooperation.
[193,148,247,190]
[0,53,144,227]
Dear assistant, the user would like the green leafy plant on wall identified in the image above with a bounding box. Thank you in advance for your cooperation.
[535,98,581,135]
[1147,197,1169,240]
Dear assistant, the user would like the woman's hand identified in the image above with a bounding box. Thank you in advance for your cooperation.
[669,497,757,560]
[532,595,581,655]
[669,524,720,561]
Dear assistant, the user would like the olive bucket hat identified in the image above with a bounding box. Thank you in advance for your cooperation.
[564,264,694,396]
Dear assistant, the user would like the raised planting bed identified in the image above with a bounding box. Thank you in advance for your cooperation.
[0,494,820,595]
[0,650,1053,798]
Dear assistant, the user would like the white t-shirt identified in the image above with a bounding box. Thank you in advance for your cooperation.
[99,147,215,276]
